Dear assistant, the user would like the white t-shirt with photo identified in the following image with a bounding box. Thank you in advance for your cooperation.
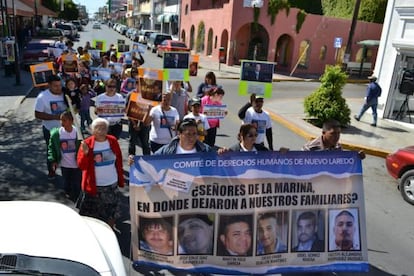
[34,89,67,130]
[149,105,179,145]
[243,107,272,144]
[59,127,78,168]
[93,140,117,186]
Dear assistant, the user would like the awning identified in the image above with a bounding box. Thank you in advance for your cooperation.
[157,14,164,23]
[357,40,380,47]
[163,13,178,23]
[5,0,33,17]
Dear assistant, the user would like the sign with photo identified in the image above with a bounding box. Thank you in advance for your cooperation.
[190,55,199,76]
[30,62,55,87]
[138,68,164,102]
[125,92,153,121]
[132,42,146,54]
[129,151,368,275]
[5,40,15,62]
[93,39,106,51]
[163,52,190,81]
[90,67,112,81]
[239,60,275,98]
[61,53,78,73]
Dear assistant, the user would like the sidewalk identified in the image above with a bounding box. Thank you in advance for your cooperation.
[197,55,414,158]
[0,67,33,120]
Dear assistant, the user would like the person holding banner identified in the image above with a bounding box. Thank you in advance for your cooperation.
[77,118,124,228]
[218,215,253,256]
[257,212,287,255]
[228,123,269,152]
[154,118,214,155]
[47,111,81,202]
[35,75,68,180]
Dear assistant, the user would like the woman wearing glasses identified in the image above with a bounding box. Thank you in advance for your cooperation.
[154,118,214,155]
[95,78,125,139]
[228,124,269,152]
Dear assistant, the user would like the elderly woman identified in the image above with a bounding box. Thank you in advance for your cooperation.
[77,118,124,228]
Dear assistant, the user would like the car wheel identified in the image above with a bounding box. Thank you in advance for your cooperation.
[400,169,414,205]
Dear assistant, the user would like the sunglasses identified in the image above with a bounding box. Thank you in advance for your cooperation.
[247,133,258,138]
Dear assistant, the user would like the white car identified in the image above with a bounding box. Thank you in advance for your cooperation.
[0,201,126,276]
[93,22,101,29]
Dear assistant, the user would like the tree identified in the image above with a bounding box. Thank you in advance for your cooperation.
[321,0,387,23]
[41,0,79,20]
[289,0,323,15]
[304,65,351,127]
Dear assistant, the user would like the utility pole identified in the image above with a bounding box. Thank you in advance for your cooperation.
[344,0,361,63]
[12,0,20,85]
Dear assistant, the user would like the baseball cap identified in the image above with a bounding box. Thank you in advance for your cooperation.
[368,74,377,80]
[255,95,265,101]
[190,97,201,106]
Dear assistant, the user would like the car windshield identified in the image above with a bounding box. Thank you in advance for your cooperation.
[0,254,100,275]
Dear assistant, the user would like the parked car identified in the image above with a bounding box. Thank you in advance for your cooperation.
[125,27,137,40]
[34,28,64,40]
[0,201,126,275]
[157,39,190,57]
[130,28,140,42]
[138,30,155,44]
[71,20,83,31]
[386,145,414,205]
[21,39,56,70]
[55,23,77,40]
[147,33,172,53]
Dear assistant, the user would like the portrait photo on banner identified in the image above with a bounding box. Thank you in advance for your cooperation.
[256,211,289,255]
[163,52,189,69]
[241,61,274,83]
[138,216,174,256]
[291,210,325,253]
[328,208,361,252]
[62,54,78,73]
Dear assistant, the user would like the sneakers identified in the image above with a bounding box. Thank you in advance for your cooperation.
[353,115,360,121]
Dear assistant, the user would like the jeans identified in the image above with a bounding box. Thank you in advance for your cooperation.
[79,109,92,130]
[128,121,151,155]
[357,99,378,125]
[61,167,82,202]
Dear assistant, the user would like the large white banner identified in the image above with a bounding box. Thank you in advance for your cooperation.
[130,151,368,275]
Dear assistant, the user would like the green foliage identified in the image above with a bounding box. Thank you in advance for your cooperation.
[58,0,79,21]
[321,0,387,23]
[295,10,306,33]
[267,0,290,25]
[289,0,323,15]
[304,65,351,127]
[195,21,205,53]
[41,0,58,11]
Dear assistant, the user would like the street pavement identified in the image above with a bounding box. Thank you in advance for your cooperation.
[1,55,413,157]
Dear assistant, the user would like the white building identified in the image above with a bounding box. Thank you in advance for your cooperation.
[376,0,414,124]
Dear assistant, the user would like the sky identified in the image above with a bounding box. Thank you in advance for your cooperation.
[73,0,106,16]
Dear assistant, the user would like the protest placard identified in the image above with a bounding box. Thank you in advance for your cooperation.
[239,60,275,98]
[30,62,55,87]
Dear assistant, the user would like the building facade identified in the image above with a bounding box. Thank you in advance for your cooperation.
[180,0,383,76]
[375,0,414,125]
